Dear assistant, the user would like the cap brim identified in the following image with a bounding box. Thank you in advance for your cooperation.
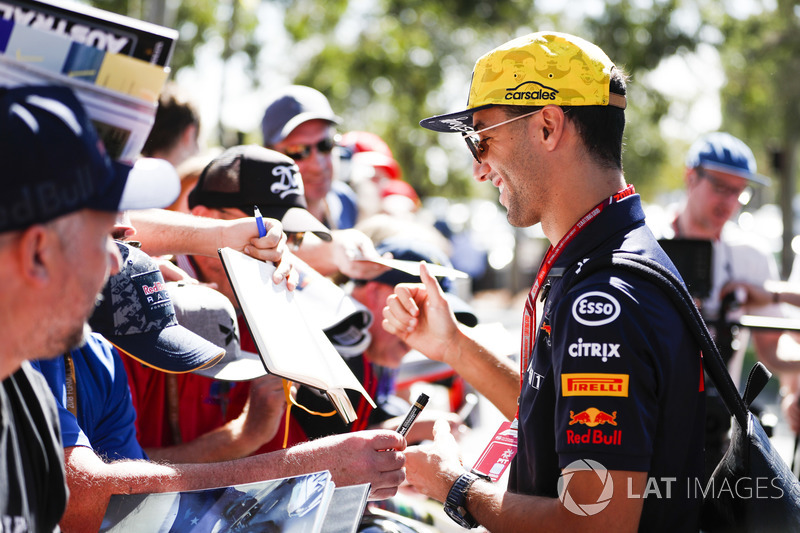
[279,113,341,143]
[700,162,772,187]
[293,257,373,332]
[444,292,478,328]
[117,158,181,210]
[108,324,225,373]
[260,205,332,241]
[193,350,267,381]
[419,104,493,133]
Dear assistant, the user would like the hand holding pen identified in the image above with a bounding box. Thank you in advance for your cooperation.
[250,205,297,289]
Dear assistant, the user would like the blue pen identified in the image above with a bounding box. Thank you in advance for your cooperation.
[254,205,266,238]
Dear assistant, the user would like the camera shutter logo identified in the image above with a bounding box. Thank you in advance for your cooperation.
[557,459,614,516]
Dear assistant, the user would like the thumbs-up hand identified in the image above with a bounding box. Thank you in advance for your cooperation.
[382,262,460,364]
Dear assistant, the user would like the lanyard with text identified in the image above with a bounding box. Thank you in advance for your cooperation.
[518,184,636,405]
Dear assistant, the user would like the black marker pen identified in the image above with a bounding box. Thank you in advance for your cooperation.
[396,393,429,437]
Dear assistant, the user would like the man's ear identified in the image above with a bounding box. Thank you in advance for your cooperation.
[685,167,699,188]
[16,225,54,287]
[538,106,566,151]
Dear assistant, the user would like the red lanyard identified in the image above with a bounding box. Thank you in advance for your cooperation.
[519,185,635,394]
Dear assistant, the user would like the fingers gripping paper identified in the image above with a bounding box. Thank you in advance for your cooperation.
[218,247,374,423]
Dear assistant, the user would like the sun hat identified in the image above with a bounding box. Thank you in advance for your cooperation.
[420,31,626,133]
[169,282,267,381]
[260,85,341,146]
[685,132,771,186]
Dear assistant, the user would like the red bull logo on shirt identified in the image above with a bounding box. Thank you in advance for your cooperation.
[568,407,617,427]
[566,408,622,446]
[562,373,629,397]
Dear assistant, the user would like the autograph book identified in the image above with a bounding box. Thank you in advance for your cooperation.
[218,247,374,423]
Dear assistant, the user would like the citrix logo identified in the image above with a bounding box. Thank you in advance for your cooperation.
[568,338,621,362]
[558,459,613,516]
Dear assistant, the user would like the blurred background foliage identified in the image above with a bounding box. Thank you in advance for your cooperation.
[93,0,799,263]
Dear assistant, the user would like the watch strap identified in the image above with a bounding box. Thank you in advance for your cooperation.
[444,472,480,529]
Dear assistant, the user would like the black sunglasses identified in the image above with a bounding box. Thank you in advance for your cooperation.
[283,136,338,161]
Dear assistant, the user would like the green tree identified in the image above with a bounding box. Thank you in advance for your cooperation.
[90,0,703,201]
[284,0,702,200]
[716,0,800,276]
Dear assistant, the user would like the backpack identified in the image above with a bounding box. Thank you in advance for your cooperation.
[568,252,800,532]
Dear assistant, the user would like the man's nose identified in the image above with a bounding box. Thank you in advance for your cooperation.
[107,237,122,276]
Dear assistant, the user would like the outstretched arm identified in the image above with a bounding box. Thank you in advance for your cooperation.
[127,209,295,288]
[146,375,287,463]
[405,419,645,533]
[383,263,519,420]
[61,430,406,532]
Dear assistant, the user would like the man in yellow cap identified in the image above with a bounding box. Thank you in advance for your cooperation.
[383,32,704,531]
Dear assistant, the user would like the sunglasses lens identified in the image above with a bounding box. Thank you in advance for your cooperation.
[284,137,337,160]
[463,134,481,163]
[317,137,336,153]
[285,145,311,160]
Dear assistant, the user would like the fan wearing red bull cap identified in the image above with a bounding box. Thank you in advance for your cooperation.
[383,32,705,532]
[0,85,181,531]
[32,240,405,532]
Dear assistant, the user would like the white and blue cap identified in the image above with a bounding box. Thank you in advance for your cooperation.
[685,132,771,186]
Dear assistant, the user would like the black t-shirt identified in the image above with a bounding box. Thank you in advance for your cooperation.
[1,361,68,532]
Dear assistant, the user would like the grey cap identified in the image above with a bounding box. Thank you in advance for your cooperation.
[170,282,268,381]
[260,85,341,146]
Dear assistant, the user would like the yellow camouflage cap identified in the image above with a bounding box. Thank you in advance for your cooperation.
[421,32,626,133]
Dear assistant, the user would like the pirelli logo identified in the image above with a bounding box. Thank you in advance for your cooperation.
[561,373,629,397]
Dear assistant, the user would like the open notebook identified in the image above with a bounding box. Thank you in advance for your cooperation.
[219,247,374,423]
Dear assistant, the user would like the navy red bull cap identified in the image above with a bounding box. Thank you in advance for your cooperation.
[89,242,224,373]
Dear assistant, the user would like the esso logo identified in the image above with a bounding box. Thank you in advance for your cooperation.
[572,291,621,326]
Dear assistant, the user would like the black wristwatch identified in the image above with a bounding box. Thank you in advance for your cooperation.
[444,472,480,529]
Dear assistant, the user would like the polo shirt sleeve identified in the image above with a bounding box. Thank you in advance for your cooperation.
[551,276,661,472]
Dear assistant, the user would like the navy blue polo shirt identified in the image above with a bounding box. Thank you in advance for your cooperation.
[509,194,705,532]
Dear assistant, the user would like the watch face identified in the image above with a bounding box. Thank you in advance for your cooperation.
[444,503,475,529]
[444,472,480,529]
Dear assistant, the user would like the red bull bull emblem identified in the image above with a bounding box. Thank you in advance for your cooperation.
[568,407,617,427]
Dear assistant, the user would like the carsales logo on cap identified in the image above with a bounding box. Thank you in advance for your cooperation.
[572,291,620,326]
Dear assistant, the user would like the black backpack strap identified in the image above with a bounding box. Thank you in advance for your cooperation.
[569,252,750,427]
